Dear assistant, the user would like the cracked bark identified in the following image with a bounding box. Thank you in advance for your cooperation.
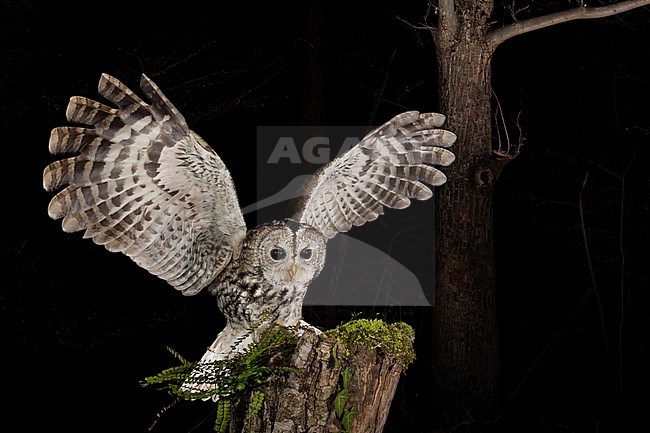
[231,329,409,433]
[431,1,500,423]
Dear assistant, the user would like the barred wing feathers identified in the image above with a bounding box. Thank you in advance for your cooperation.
[292,111,456,238]
[43,73,246,295]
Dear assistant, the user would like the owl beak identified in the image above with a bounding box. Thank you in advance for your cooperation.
[289,263,298,279]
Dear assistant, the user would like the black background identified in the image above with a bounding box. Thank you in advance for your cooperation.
[1,1,650,432]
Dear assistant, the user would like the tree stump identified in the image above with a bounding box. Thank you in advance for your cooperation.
[236,322,413,433]
[144,319,414,433]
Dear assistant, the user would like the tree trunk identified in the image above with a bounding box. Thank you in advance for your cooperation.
[432,3,501,425]
[300,0,328,125]
[231,326,412,433]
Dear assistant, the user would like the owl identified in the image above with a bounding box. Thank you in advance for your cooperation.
[43,73,456,393]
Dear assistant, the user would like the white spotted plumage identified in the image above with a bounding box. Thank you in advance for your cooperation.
[43,73,456,394]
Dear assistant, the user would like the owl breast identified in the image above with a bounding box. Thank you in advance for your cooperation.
[211,265,305,327]
[207,219,327,330]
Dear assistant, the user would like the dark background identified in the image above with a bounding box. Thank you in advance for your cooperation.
[1,1,649,432]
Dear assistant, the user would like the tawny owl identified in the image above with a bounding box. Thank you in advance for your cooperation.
[43,74,456,391]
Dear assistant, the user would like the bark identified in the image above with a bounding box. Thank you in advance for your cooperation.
[300,0,328,125]
[431,1,501,424]
[231,328,410,433]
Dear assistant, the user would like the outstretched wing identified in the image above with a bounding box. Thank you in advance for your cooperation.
[43,73,247,295]
[290,111,456,238]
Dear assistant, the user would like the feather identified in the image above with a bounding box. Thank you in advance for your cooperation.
[44,73,247,295]
[290,111,456,238]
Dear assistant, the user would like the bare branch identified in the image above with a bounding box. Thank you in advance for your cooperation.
[367,49,397,126]
[488,0,650,49]
[394,2,436,44]
[505,0,532,22]
[395,15,434,31]
[491,88,525,169]
[578,172,610,356]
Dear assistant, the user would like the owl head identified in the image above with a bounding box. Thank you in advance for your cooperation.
[243,219,327,288]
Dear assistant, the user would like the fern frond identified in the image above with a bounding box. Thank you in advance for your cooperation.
[214,398,231,433]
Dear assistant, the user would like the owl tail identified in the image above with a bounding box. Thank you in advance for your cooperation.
[179,324,254,401]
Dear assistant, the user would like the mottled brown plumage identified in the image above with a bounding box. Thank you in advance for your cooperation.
[44,74,246,296]
[43,74,456,393]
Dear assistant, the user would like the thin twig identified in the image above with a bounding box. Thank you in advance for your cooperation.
[491,89,524,163]
[492,88,511,155]
[579,172,610,356]
[618,174,626,406]
[368,50,397,127]
[395,15,435,31]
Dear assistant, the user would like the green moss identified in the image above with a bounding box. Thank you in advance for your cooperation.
[323,319,415,368]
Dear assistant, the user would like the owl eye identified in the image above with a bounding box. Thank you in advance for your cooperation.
[270,247,286,261]
[300,248,312,260]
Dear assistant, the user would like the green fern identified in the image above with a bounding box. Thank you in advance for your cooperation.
[245,390,265,428]
[214,398,231,433]
[141,355,195,388]
[141,323,299,431]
